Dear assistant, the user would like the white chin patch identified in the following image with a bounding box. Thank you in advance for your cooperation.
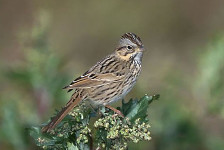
[134,52,143,63]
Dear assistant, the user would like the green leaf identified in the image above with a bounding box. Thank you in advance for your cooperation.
[67,142,79,150]
[121,94,159,123]
[29,95,159,149]
[28,126,59,147]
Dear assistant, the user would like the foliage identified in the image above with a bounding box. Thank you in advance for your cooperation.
[194,35,224,116]
[29,95,159,150]
[29,103,91,150]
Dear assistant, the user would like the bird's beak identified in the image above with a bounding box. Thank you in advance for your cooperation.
[138,47,144,52]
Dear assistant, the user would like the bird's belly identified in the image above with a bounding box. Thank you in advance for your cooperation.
[86,80,136,106]
[111,83,135,103]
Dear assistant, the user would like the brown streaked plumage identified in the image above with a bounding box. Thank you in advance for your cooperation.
[42,33,144,132]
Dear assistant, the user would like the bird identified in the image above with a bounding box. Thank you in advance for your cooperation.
[41,33,144,133]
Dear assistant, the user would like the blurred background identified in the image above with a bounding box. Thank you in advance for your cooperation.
[0,0,224,150]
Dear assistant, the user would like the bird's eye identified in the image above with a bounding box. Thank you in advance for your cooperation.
[127,45,133,50]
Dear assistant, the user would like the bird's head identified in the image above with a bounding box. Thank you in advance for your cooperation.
[115,33,144,63]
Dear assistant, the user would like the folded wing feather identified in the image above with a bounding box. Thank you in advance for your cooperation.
[63,73,124,90]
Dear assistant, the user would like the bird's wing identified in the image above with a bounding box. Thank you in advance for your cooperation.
[63,73,124,92]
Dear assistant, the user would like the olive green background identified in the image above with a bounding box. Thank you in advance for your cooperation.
[0,0,224,150]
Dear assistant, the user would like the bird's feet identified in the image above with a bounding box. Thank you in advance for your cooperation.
[105,105,124,118]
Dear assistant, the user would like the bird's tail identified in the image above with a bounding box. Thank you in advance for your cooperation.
[41,95,82,133]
